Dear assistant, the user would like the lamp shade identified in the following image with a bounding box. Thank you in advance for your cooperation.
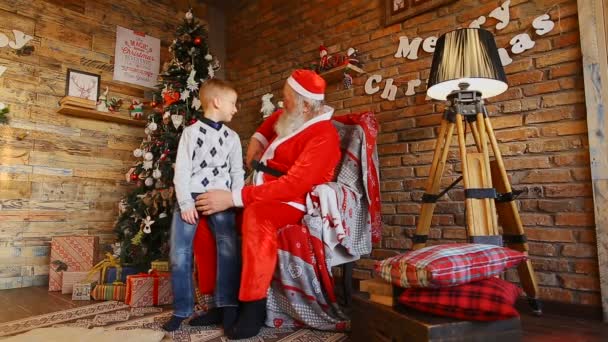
[427,28,508,100]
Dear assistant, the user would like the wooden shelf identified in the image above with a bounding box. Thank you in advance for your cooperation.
[58,104,147,127]
[320,63,365,84]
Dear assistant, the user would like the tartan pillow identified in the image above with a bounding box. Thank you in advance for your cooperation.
[374,243,526,288]
[398,277,521,321]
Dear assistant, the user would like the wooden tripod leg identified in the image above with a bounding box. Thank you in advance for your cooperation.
[485,117,542,315]
[455,114,476,235]
[412,119,455,250]
[477,113,499,236]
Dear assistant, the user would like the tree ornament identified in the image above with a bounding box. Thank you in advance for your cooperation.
[191,97,201,110]
[185,9,193,22]
[153,169,162,179]
[260,93,275,119]
[130,173,139,181]
[148,122,158,131]
[164,148,171,154]
[143,160,153,170]
[145,177,154,187]
[188,118,197,125]
[205,54,213,61]
[163,111,171,119]
[193,37,202,45]
[144,152,154,161]
[142,215,155,234]
[144,127,151,135]
[133,148,144,158]
[171,114,184,129]
[160,153,167,161]
[187,68,199,91]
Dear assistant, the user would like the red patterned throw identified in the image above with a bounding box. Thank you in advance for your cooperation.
[398,277,522,321]
[125,272,173,307]
[48,236,99,291]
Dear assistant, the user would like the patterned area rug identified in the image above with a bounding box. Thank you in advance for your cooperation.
[0,301,349,341]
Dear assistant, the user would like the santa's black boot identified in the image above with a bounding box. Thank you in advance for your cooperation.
[225,298,267,340]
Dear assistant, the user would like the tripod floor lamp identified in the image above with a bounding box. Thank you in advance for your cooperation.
[412,28,542,315]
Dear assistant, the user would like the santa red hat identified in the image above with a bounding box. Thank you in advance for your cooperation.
[287,69,326,101]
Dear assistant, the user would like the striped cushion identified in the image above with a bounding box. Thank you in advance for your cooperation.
[374,243,526,288]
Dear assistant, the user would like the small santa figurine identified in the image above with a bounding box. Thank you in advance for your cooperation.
[129,99,144,119]
[346,47,361,67]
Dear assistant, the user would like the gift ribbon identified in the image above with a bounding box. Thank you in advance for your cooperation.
[126,270,166,306]
[87,252,122,283]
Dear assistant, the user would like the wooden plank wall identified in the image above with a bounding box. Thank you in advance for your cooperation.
[0,0,207,289]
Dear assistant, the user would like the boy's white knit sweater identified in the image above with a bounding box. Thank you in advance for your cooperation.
[173,119,244,211]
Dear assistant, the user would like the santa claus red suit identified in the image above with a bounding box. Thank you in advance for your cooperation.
[193,69,341,302]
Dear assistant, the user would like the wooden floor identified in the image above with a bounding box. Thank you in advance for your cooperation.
[1,287,607,341]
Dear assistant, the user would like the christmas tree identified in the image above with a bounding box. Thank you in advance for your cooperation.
[114,9,219,268]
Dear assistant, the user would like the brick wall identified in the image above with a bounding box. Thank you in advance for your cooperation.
[225,0,600,306]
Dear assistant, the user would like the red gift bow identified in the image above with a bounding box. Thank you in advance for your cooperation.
[126,270,169,306]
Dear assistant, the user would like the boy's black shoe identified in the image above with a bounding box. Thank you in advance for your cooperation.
[189,308,222,326]
[162,315,187,332]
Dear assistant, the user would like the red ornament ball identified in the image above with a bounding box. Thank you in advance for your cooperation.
[193,37,202,45]
[150,101,157,108]
[160,154,167,161]
[164,149,170,154]
[188,118,197,125]
[130,173,139,181]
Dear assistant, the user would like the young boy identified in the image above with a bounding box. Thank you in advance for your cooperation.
[163,79,244,332]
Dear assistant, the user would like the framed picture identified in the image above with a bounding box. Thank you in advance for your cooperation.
[65,68,100,101]
[384,0,457,26]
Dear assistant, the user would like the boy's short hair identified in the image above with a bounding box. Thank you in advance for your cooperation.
[199,79,236,107]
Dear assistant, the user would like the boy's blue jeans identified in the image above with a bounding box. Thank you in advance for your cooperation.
[170,193,241,318]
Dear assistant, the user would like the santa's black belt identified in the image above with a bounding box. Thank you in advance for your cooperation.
[252,160,285,177]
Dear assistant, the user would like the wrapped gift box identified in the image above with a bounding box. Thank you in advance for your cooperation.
[91,283,126,301]
[61,271,100,294]
[49,236,99,291]
[102,266,139,284]
[72,281,97,300]
[125,272,173,307]
[151,260,169,272]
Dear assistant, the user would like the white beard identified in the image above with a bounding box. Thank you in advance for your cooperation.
[275,109,308,138]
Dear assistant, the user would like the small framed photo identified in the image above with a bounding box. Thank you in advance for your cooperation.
[65,68,100,101]
[385,0,457,26]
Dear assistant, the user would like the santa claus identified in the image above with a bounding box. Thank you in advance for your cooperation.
[194,69,341,339]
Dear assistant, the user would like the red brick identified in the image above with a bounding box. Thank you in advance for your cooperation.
[371,249,401,260]
[503,58,533,75]
[431,215,454,226]
[555,212,595,227]
[520,213,553,226]
[578,293,602,306]
[522,80,561,96]
[561,244,597,258]
[541,120,588,136]
[503,156,551,170]
[383,237,413,249]
[525,107,573,124]
[577,229,597,243]
[526,228,575,242]
[531,257,570,272]
[508,70,544,86]
[535,48,582,68]
[558,274,600,291]
[381,167,414,179]
[541,91,586,107]
[378,133,398,144]
[571,168,592,181]
[528,243,558,257]
[539,287,574,303]
[381,204,396,215]
[549,62,582,79]
[381,180,403,192]
[378,142,408,155]
[489,115,523,129]
[573,260,599,275]
[519,170,572,184]
[441,228,467,240]
[538,199,592,213]
[527,137,583,153]
[396,203,420,214]
[494,127,539,142]
[553,151,590,167]
[552,31,580,49]
[544,183,592,198]
[370,23,401,40]
[379,156,401,167]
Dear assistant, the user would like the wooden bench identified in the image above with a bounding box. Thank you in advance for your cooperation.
[351,293,522,342]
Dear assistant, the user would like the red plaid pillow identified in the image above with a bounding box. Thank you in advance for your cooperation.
[374,243,526,288]
[398,277,521,321]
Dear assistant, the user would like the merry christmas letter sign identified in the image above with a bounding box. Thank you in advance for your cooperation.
[113,26,160,88]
